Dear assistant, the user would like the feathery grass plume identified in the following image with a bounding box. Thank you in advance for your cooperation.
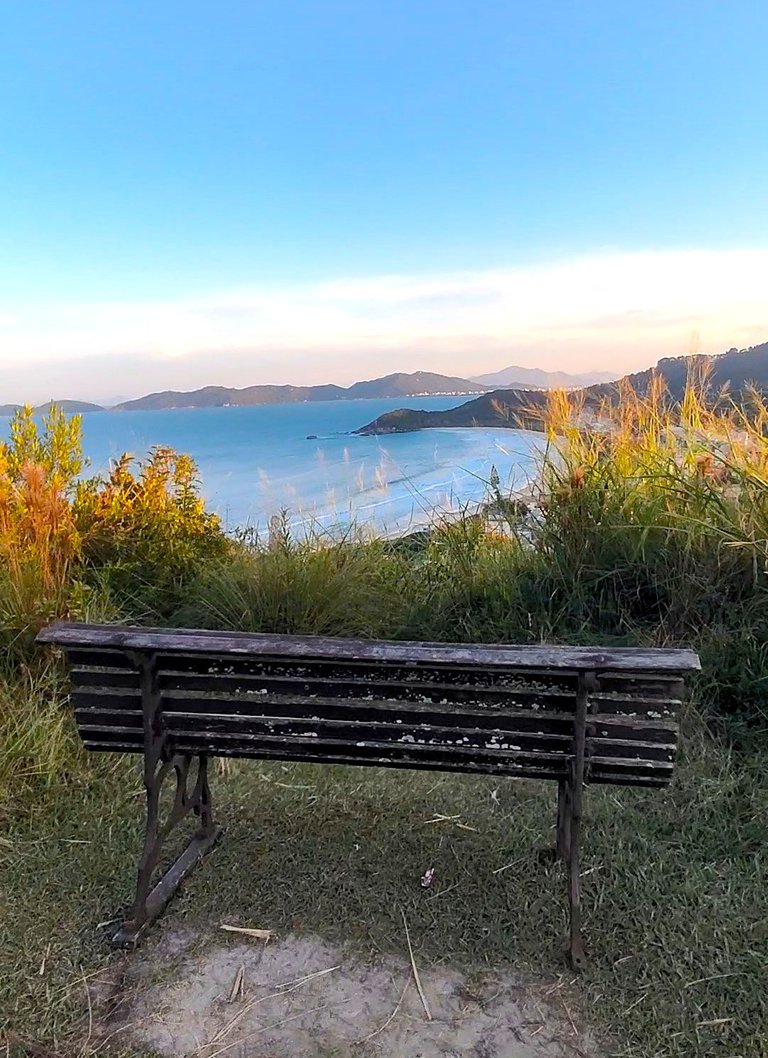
[529,369,768,726]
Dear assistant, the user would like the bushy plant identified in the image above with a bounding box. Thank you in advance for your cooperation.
[0,407,86,656]
[73,446,227,619]
[0,407,227,652]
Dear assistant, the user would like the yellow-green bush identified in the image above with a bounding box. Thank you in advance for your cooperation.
[73,446,227,619]
[0,407,84,657]
[0,406,227,656]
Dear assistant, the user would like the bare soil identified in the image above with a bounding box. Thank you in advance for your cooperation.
[106,927,601,1058]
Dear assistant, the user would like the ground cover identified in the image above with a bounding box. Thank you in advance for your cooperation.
[2,710,766,1056]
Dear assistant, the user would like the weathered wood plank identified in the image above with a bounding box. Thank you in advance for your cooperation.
[74,719,676,775]
[69,684,680,726]
[70,690,678,740]
[67,650,579,688]
[72,669,583,707]
[78,736,673,786]
[66,649,688,698]
[37,621,701,673]
[66,657,687,711]
[73,706,676,761]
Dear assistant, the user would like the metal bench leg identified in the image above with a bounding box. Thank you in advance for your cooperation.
[113,655,223,948]
[113,753,222,948]
[567,760,586,969]
[556,778,572,862]
[566,671,593,971]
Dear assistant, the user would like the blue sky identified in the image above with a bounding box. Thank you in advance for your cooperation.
[2,1,768,401]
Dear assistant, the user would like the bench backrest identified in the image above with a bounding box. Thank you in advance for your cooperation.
[38,623,700,788]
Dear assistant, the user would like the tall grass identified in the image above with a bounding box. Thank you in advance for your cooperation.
[0,407,229,804]
[0,666,84,808]
[523,376,768,726]
[176,521,412,637]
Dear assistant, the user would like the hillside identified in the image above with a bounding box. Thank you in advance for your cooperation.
[589,340,768,402]
[35,400,104,413]
[0,400,104,416]
[471,365,616,388]
[355,340,768,434]
[114,371,487,411]
[355,389,550,434]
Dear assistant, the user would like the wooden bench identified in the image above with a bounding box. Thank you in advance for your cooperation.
[37,621,700,966]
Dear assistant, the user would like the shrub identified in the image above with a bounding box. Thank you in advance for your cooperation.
[0,407,227,653]
[0,407,85,657]
[73,446,228,620]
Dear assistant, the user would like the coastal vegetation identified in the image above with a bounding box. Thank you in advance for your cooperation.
[2,379,768,1056]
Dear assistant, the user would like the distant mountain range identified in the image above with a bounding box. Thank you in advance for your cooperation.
[355,341,768,435]
[111,371,488,411]
[7,346,766,423]
[0,372,484,416]
[470,365,616,389]
[0,365,618,416]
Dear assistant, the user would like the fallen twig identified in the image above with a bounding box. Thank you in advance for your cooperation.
[78,970,94,1058]
[401,909,431,1021]
[200,965,341,1052]
[203,1002,351,1058]
[492,856,525,875]
[220,924,276,943]
[227,965,245,1003]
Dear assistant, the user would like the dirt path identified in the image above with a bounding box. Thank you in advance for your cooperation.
[105,927,602,1058]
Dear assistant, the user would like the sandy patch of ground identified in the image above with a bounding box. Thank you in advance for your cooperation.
[107,927,601,1058]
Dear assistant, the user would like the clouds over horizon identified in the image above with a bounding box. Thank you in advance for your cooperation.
[2,248,767,403]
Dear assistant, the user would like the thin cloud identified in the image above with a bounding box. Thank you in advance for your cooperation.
[1,248,767,402]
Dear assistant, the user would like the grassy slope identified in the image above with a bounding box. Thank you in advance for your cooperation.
[2,699,767,1058]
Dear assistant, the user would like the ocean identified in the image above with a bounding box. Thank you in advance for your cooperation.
[1,397,544,537]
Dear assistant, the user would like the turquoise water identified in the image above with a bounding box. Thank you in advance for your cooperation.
[1,397,544,536]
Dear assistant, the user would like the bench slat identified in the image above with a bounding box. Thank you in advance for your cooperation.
[67,652,687,705]
[77,732,673,785]
[38,621,701,673]
[71,689,679,743]
[71,691,678,742]
[68,651,582,691]
[65,650,688,702]
[69,670,681,719]
[74,706,676,762]
[75,721,675,775]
